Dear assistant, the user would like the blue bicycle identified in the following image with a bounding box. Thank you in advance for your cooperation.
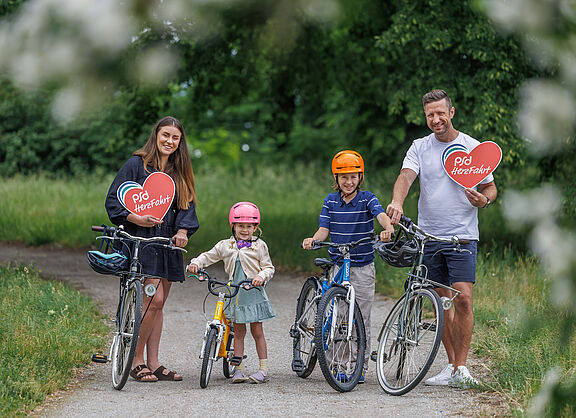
[291,236,375,392]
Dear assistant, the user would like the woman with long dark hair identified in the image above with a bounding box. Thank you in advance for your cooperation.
[106,116,199,382]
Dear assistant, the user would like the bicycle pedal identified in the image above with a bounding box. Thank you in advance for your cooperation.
[370,350,378,362]
[229,356,244,366]
[421,322,436,331]
[292,359,305,372]
[91,353,108,363]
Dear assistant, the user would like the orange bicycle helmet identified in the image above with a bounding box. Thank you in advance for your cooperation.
[332,150,364,175]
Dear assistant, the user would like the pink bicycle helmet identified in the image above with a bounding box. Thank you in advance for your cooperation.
[229,202,261,226]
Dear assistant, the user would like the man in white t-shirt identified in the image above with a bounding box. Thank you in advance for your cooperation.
[386,89,498,388]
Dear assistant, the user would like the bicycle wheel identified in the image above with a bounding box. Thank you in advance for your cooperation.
[111,279,142,390]
[375,288,444,395]
[315,286,366,392]
[200,327,218,388]
[292,277,320,378]
[223,326,234,378]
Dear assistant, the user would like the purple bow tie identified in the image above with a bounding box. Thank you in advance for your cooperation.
[237,240,252,249]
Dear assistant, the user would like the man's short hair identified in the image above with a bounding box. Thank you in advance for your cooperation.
[422,89,452,109]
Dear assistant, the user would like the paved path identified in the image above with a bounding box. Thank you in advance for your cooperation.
[1,244,495,417]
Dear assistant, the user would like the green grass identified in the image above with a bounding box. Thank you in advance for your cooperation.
[0,174,109,247]
[0,265,108,416]
[473,251,576,415]
[0,165,408,269]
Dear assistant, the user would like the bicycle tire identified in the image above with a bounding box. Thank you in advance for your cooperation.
[223,327,234,378]
[375,288,444,395]
[314,286,366,392]
[292,277,320,378]
[200,327,218,388]
[111,279,142,390]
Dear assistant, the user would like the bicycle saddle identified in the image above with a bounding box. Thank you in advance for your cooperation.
[314,258,335,268]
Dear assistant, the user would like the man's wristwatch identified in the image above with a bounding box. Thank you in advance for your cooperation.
[482,196,491,208]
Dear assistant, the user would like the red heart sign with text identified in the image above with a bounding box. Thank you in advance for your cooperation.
[442,141,502,188]
[117,172,175,220]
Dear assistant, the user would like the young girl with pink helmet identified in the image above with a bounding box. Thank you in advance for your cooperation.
[187,202,275,383]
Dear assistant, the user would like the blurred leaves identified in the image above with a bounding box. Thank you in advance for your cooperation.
[482,0,576,414]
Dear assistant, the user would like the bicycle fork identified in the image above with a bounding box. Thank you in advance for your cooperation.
[199,299,225,361]
[323,285,356,349]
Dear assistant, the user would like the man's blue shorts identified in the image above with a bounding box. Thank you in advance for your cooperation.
[422,240,478,287]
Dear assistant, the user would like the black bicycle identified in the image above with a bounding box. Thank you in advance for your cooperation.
[88,225,186,390]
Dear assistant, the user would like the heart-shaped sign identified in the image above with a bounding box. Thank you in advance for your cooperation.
[117,172,175,220]
[442,141,502,188]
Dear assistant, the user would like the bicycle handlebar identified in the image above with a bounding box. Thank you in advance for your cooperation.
[190,269,259,298]
[91,225,187,253]
[397,216,469,245]
[309,235,378,252]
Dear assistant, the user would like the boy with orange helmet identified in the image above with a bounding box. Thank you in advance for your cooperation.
[303,150,394,382]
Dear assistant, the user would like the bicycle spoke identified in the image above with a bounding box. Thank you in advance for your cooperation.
[292,278,320,378]
[376,288,443,395]
[315,286,366,392]
[111,280,142,390]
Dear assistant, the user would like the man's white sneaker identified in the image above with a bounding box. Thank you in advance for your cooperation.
[424,364,453,386]
[450,365,479,389]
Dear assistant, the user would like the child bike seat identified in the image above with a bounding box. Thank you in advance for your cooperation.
[314,258,334,268]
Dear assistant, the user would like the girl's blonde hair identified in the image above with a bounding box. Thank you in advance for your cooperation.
[134,116,197,209]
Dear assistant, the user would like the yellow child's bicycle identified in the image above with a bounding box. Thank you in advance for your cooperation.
[190,269,258,388]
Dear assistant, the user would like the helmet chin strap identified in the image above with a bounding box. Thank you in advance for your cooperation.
[340,188,358,199]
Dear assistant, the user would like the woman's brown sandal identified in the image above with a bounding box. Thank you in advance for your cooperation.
[153,366,183,381]
[130,364,158,382]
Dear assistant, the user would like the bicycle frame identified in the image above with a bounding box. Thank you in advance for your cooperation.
[294,238,373,352]
[90,224,186,390]
[376,217,466,359]
[322,250,357,348]
[294,249,355,347]
[378,229,462,344]
[193,270,258,387]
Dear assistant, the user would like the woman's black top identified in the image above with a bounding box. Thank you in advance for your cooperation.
[105,156,199,282]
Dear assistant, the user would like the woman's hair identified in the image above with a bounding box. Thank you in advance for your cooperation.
[134,116,197,209]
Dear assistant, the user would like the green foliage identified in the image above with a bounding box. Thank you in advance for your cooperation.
[0,265,108,416]
[0,0,24,16]
[0,82,165,176]
[0,1,546,216]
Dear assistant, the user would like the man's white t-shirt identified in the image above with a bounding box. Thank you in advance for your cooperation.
[402,132,494,240]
